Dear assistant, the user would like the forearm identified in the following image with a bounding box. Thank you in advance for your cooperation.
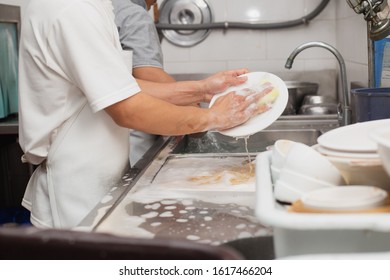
[105,92,211,135]
[135,79,206,106]
[106,83,272,136]
[133,68,249,106]
[132,66,176,83]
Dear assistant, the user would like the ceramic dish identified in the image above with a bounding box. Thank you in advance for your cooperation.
[271,139,298,170]
[314,144,379,159]
[318,153,390,190]
[317,119,390,153]
[209,72,288,138]
[300,186,388,211]
[281,142,345,185]
[370,126,390,177]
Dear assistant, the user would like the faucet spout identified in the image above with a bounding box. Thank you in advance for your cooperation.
[284,41,351,126]
[285,57,295,69]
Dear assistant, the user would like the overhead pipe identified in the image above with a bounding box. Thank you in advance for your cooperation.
[155,0,330,31]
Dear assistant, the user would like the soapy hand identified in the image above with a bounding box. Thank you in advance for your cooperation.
[208,84,275,131]
[251,82,279,114]
[236,84,278,116]
[201,68,249,102]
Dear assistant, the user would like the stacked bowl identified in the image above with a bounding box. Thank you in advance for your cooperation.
[270,139,345,204]
[314,119,390,190]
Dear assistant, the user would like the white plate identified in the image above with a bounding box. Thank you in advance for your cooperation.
[301,186,388,211]
[209,72,288,138]
[317,119,390,153]
[313,144,380,159]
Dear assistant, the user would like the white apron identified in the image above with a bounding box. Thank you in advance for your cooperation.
[23,103,129,229]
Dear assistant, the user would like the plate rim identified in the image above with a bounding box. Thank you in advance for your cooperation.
[317,119,390,153]
[301,186,388,210]
[313,144,379,159]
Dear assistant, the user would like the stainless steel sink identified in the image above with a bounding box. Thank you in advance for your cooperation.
[168,73,339,155]
[172,115,339,154]
[172,129,320,154]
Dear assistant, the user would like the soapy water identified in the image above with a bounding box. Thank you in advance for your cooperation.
[180,132,263,157]
[187,134,254,180]
[243,136,253,173]
[182,132,259,154]
[94,153,269,242]
[119,198,272,245]
[182,133,254,175]
[183,132,232,153]
[152,156,256,190]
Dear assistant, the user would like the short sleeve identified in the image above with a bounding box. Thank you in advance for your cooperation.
[46,2,140,112]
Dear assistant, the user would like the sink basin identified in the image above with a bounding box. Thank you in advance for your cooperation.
[172,115,339,154]
[172,129,321,154]
[169,73,339,154]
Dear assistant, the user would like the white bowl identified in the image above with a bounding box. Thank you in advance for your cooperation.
[275,168,337,203]
[282,142,345,185]
[271,139,297,170]
[371,126,390,178]
[270,165,281,183]
[274,180,306,203]
[301,185,388,211]
[317,152,390,191]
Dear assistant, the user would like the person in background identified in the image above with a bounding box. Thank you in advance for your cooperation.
[19,0,272,229]
[114,0,173,83]
[113,0,173,166]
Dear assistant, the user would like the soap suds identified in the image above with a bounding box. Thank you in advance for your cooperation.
[141,212,158,219]
[236,223,247,229]
[186,235,200,241]
[159,211,174,218]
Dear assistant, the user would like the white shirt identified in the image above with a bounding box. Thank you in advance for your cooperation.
[18,0,140,228]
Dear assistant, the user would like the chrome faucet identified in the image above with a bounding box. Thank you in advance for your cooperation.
[285,41,352,126]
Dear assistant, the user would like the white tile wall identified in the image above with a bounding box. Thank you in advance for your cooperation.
[160,0,333,71]
[225,0,305,22]
[1,0,369,88]
[156,0,369,90]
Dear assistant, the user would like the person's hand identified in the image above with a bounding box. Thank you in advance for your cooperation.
[201,68,249,102]
[207,84,274,131]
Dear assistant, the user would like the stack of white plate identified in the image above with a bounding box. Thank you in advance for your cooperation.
[314,119,390,190]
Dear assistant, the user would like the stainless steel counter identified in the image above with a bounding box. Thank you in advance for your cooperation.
[98,154,269,239]
[78,138,273,259]
[78,115,339,259]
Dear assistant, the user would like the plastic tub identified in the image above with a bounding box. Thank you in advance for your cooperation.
[351,88,390,122]
[255,151,390,259]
